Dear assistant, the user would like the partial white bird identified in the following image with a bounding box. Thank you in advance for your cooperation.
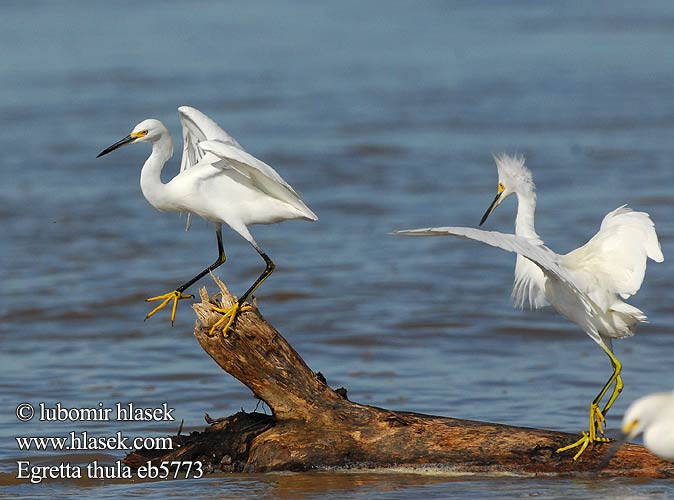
[97,106,317,334]
[395,154,663,460]
[622,390,674,461]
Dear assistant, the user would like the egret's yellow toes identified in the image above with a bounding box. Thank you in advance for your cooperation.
[208,302,253,337]
[556,432,592,461]
[556,430,612,461]
[591,403,607,438]
[145,290,193,324]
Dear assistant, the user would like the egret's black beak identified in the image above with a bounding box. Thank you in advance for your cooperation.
[479,191,502,226]
[97,134,135,158]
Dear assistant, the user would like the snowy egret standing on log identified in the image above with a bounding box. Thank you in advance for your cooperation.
[97,106,317,334]
[395,154,663,460]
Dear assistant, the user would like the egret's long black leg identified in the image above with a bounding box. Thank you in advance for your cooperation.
[208,244,275,336]
[175,226,227,293]
[238,245,276,305]
[146,226,227,324]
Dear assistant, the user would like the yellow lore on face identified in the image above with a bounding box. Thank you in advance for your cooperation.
[497,182,505,194]
[622,418,639,435]
[130,129,148,138]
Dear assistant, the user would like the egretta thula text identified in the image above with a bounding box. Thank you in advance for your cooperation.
[97,106,317,334]
[396,154,663,460]
[621,390,674,461]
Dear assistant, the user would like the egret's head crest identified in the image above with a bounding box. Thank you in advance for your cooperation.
[493,154,534,193]
[479,154,534,226]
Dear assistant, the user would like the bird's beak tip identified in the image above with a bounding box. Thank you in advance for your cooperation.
[479,191,502,227]
[621,419,639,438]
[96,133,135,159]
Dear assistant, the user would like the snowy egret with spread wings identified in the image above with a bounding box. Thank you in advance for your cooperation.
[97,106,317,334]
[396,154,663,460]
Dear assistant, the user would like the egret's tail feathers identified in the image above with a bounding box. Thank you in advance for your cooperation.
[610,301,648,322]
[607,301,648,338]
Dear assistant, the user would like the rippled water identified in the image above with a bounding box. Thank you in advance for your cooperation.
[2,1,674,497]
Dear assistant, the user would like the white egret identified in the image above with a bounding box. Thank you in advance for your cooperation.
[621,390,674,461]
[395,154,663,460]
[97,106,317,334]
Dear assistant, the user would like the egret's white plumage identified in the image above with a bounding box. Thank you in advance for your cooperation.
[622,390,674,461]
[176,106,315,230]
[97,106,317,330]
[178,106,243,230]
[396,154,663,460]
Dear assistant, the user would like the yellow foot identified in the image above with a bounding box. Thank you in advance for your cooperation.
[590,403,606,439]
[556,432,592,461]
[556,431,612,461]
[208,302,253,337]
[145,290,193,325]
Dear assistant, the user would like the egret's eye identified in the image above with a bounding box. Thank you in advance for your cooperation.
[131,129,149,138]
[497,182,505,194]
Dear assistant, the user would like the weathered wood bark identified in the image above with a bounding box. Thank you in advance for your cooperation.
[126,277,674,478]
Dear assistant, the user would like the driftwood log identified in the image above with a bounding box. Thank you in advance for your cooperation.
[125,277,674,478]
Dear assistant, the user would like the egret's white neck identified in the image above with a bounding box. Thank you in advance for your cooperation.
[139,134,174,211]
[514,189,538,239]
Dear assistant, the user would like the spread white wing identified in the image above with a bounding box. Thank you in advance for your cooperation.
[562,206,664,299]
[198,139,317,221]
[395,226,597,317]
[178,106,244,230]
